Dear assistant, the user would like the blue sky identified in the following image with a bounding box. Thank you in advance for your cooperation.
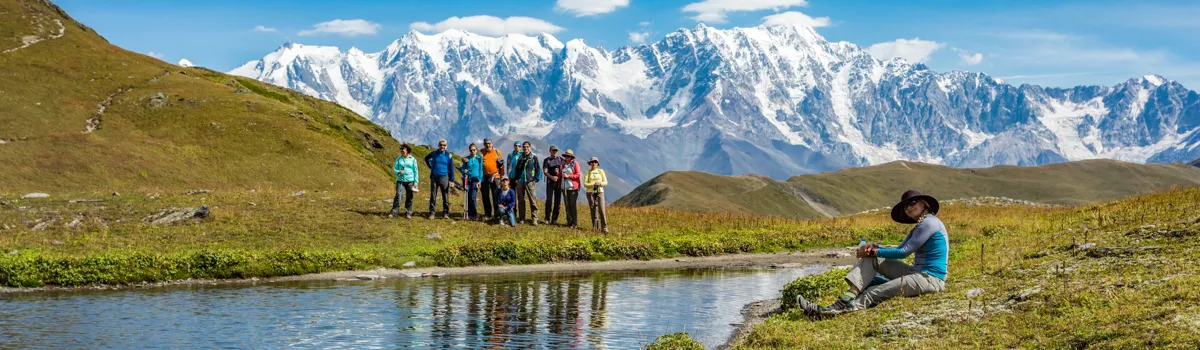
[56,0,1200,88]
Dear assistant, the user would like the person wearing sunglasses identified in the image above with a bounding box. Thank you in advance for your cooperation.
[796,190,949,319]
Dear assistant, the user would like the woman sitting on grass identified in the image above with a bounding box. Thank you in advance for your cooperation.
[496,176,518,227]
[797,190,949,319]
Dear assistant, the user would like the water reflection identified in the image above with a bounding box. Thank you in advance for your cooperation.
[0,266,827,349]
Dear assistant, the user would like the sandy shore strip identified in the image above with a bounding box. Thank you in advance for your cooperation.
[1,248,855,294]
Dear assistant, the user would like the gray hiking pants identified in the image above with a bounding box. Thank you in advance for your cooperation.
[845,258,945,310]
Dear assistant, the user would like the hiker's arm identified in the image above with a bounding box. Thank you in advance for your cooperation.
[394,158,403,175]
[877,222,936,259]
[534,157,542,182]
[447,156,456,183]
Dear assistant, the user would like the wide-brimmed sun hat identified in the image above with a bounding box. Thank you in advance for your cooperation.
[588,157,599,164]
[890,190,939,224]
[563,149,575,157]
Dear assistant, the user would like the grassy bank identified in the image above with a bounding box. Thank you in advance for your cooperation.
[0,189,915,288]
[727,187,1200,349]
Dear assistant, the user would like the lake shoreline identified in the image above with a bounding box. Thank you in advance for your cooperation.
[0,249,854,294]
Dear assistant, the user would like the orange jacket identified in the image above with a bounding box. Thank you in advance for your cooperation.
[481,148,503,177]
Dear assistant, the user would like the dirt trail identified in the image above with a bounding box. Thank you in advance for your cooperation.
[3,17,64,54]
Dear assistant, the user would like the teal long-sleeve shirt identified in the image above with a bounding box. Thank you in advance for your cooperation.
[876,215,949,280]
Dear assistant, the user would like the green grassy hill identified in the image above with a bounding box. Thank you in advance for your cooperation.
[616,160,1200,218]
[0,0,418,195]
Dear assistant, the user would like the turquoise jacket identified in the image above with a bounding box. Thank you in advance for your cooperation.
[505,149,522,180]
[460,154,484,183]
[394,155,419,184]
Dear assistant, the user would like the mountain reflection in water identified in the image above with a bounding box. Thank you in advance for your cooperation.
[0,266,827,349]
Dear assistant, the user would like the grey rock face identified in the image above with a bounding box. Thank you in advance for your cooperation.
[232,25,1200,198]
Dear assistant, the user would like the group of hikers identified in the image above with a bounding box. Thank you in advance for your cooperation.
[389,138,610,233]
[393,138,948,316]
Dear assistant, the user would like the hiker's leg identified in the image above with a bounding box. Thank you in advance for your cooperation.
[515,182,527,222]
[525,184,539,221]
[551,187,562,222]
[391,181,402,214]
[503,208,516,226]
[596,192,607,231]
[565,190,578,226]
[402,182,414,214]
[439,178,450,215]
[543,183,553,222]
[428,178,437,214]
[467,181,478,218]
[852,272,944,310]
[587,193,599,229]
[846,258,913,292]
[481,179,494,217]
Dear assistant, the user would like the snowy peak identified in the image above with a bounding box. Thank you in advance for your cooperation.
[232,24,1200,198]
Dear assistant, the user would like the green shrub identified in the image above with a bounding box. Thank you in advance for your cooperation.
[645,332,704,350]
[780,267,850,310]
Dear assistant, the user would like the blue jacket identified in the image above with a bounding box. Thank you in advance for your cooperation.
[459,154,483,183]
[510,152,542,183]
[498,188,517,209]
[505,149,522,180]
[393,155,419,184]
[877,215,949,280]
[424,150,455,182]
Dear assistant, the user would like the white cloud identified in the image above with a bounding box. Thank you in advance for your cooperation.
[866,38,945,63]
[953,48,983,65]
[682,0,810,23]
[761,11,830,28]
[298,19,381,37]
[253,25,278,33]
[629,31,650,44]
[555,0,629,17]
[177,58,195,67]
[146,51,164,60]
[639,21,651,27]
[410,16,563,36]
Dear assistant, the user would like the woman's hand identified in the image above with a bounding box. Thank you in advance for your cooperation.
[856,243,876,258]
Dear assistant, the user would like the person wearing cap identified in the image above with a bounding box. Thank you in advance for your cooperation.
[512,141,542,225]
[560,149,582,228]
[424,139,456,220]
[542,145,564,225]
[479,139,504,220]
[505,141,522,181]
[459,143,484,220]
[584,156,609,233]
[390,144,419,219]
[496,176,517,227]
[796,190,949,319]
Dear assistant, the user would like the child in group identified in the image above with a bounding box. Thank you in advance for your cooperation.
[496,177,517,227]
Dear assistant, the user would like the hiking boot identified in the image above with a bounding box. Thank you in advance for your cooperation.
[796,295,852,320]
[443,213,451,220]
[532,218,539,227]
[428,213,435,220]
[795,295,823,318]
[405,213,412,219]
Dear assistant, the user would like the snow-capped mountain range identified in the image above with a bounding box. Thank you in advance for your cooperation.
[231,24,1200,197]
